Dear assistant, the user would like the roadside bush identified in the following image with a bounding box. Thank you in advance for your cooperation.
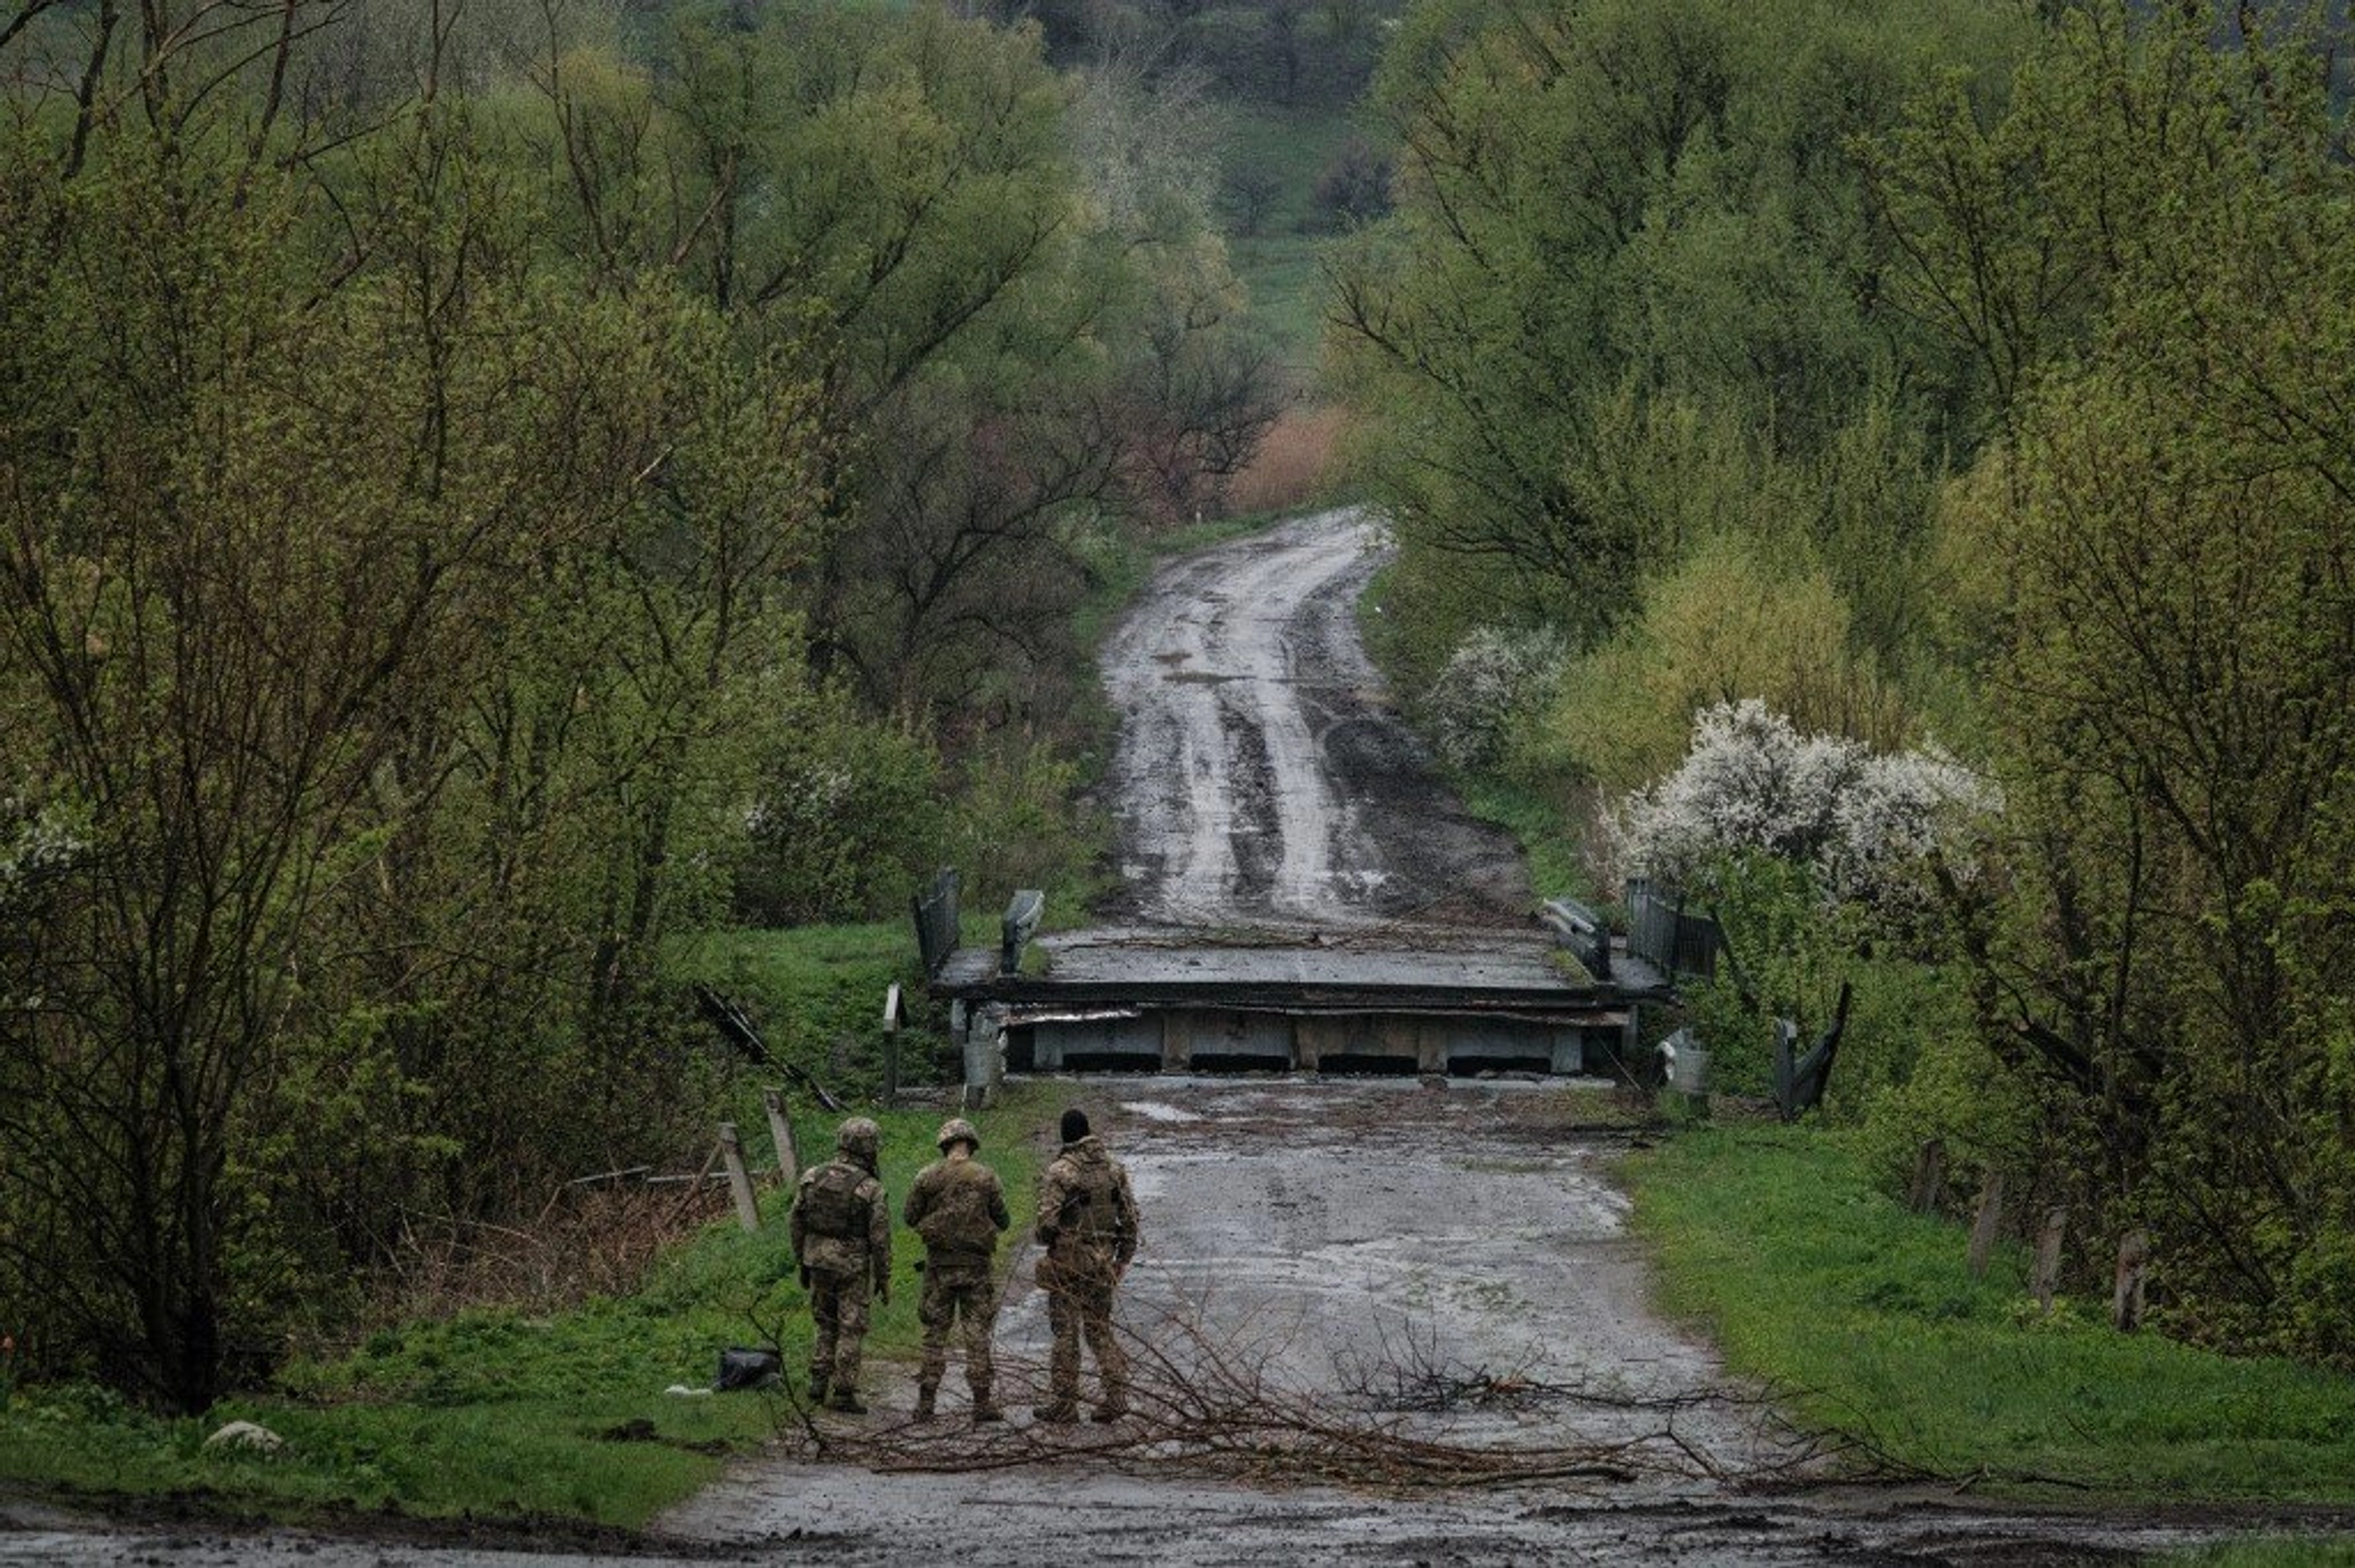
[1544,533,1906,795]
[734,687,947,926]
[1674,852,2013,1209]
[1421,625,1569,773]
[1603,699,1992,924]
[948,735,1105,915]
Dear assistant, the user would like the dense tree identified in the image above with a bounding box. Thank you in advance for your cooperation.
[0,89,823,1402]
[528,3,1275,721]
[1904,4,2355,1359]
[0,0,1268,1406]
[1329,0,2029,682]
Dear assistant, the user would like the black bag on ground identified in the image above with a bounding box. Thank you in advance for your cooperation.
[716,1345,782,1391]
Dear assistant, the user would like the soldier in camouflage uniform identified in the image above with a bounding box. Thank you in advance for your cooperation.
[1033,1108,1140,1424]
[902,1116,1011,1424]
[790,1116,891,1414]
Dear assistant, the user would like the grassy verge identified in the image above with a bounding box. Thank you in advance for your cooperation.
[0,928,1059,1532]
[673,921,936,1097]
[1626,1126,2355,1503]
[1453,773,1593,909]
[2163,1544,2355,1566]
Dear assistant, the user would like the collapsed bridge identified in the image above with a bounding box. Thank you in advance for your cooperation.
[920,876,1712,1095]
[930,508,1725,1099]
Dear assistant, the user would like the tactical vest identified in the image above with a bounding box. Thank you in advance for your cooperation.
[917,1171,998,1256]
[1058,1159,1123,1243]
[799,1162,868,1240]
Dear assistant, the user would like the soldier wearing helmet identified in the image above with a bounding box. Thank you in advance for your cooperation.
[901,1116,1011,1423]
[790,1116,891,1413]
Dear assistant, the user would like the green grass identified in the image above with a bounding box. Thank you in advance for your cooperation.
[1219,102,1357,374]
[1223,102,1356,234]
[1231,233,1334,376]
[1453,773,1594,909]
[0,929,1061,1531]
[2161,1543,2355,1565]
[1626,1127,2355,1503]
[673,921,936,1097]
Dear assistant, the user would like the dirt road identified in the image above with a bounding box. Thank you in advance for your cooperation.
[1098,508,1529,931]
[9,1085,2279,1565]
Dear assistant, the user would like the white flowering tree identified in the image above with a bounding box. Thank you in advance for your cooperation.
[1607,701,1999,1108]
[1607,699,1995,921]
[1422,625,1570,773]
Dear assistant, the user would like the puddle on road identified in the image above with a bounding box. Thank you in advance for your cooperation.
[1117,1099,1205,1124]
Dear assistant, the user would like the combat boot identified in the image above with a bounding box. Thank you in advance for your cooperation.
[825,1388,868,1415]
[1031,1402,1079,1425]
[808,1372,830,1406]
[971,1382,1004,1424]
[913,1384,937,1424]
[1090,1395,1129,1424]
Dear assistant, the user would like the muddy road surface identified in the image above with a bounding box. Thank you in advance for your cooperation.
[13,523,2349,1567]
[652,1081,2293,1564]
[18,1082,2339,1566]
[1098,508,1529,931]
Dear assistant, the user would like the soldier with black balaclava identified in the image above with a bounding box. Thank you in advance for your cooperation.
[1032,1107,1139,1424]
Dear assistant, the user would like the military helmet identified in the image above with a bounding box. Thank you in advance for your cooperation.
[834,1116,881,1158]
[935,1116,981,1153]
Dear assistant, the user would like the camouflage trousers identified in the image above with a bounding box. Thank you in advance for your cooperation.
[917,1263,999,1393]
[809,1266,872,1393]
[1039,1248,1126,1413]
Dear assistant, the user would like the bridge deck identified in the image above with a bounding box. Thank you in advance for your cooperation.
[934,926,1669,1008]
[932,926,1671,1080]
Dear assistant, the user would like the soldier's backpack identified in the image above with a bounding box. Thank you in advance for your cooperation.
[1057,1158,1125,1244]
[916,1170,998,1257]
[798,1162,868,1240]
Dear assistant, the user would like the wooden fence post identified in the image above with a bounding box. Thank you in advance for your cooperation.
[761,1089,799,1192]
[717,1122,761,1233]
[2112,1230,2149,1332]
[1966,1169,2005,1281]
[1908,1138,1947,1215]
[2032,1207,2068,1311]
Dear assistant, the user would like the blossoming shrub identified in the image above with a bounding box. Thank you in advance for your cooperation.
[1610,704,2028,1176]
[1421,624,1570,774]
[1543,534,1908,795]
[1605,699,1994,924]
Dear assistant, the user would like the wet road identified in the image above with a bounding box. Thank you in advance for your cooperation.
[651,1082,2269,1565]
[10,1083,2349,1564]
[1098,508,1528,931]
[13,527,2352,1564]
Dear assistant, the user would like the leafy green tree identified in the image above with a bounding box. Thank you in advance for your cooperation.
[1329,0,2029,668]
[531,3,1275,727]
[0,23,826,1396]
[1912,4,2355,1358]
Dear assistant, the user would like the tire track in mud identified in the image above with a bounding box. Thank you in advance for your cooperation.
[1098,507,1530,932]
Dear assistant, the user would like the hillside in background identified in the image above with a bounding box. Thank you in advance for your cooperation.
[983,0,1406,381]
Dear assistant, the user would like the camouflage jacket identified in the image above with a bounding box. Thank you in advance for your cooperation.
[903,1154,1011,1269]
[791,1156,890,1284]
[1036,1136,1138,1267]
